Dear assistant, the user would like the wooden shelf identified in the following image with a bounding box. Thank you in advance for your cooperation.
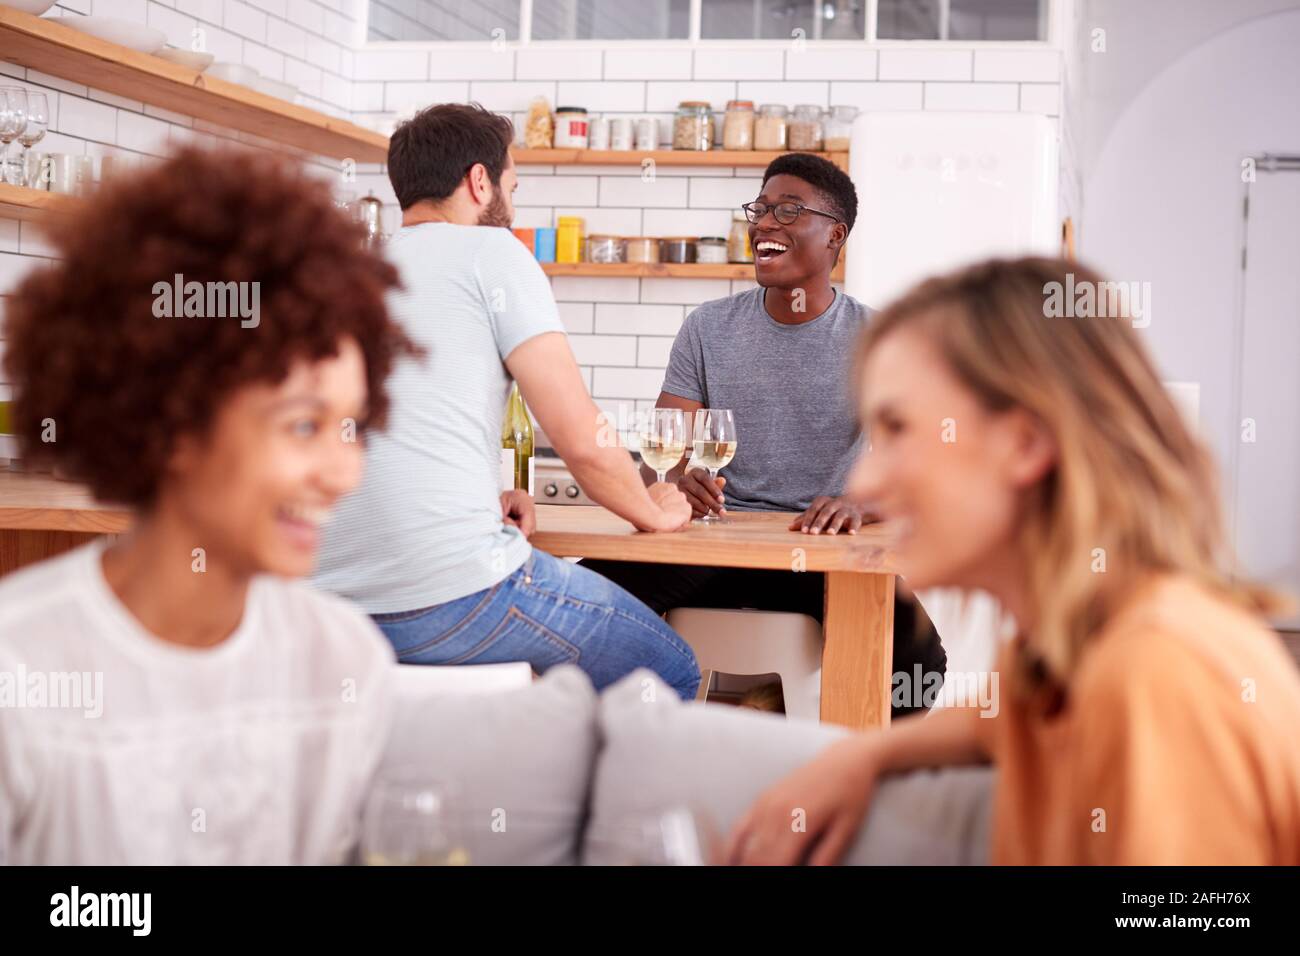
[541,260,845,282]
[0,183,847,282]
[0,7,388,163]
[512,147,849,169]
[542,262,751,279]
[0,182,74,222]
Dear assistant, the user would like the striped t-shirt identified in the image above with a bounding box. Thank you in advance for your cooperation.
[313,222,563,613]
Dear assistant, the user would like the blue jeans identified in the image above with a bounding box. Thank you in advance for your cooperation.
[371,550,700,700]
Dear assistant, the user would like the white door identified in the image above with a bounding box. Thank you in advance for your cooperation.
[1235,165,1300,629]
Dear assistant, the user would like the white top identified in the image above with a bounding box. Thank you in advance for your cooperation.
[313,222,564,613]
[0,541,395,865]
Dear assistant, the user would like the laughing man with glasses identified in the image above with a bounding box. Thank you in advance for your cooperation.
[583,153,947,718]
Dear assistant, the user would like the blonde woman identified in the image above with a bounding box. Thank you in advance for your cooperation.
[727,256,1300,865]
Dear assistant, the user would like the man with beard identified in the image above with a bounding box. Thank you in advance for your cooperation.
[314,104,700,698]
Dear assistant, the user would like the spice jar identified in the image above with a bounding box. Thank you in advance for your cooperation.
[789,104,824,151]
[556,215,584,263]
[696,237,728,263]
[722,100,755,150]
[588,115,610,150]
[586,235,626,264]
[610,117,633,150]
[625,237,659,263]
[659,237,696,263]
[554,106,589,148]
[822,104,857,151]
[728,211,752,264]
[754,104,788,150]
[635,117,658,150]
[672,102,713,151]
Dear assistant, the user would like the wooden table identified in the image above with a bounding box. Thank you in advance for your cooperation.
[0,472,901,728]
[532,505,899,728]
[0,471,130,573]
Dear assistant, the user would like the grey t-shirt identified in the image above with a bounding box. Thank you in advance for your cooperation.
[662,287,871,513]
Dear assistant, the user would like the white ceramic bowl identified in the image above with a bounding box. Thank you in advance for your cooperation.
[251,77,298,102]
[62,17,167,54]
[7,0,58,14]
[206,62,260,86]
[155,46,216,72]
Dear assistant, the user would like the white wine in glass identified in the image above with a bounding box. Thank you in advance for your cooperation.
[637,407,687,483]
[360,774,469,866]
[692,408,737,523]
[692,439,737,472]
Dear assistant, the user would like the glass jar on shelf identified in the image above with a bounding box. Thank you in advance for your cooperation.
[753,104,788,150]
[728,210,752,263]
[586,235,626,263]
[822,105,858,152]
[672,102,713,151]
[696,237,728,263]
[721,100,755,150]
[788,104,824,151]
[625,237,659,263]
[554,106,589,148]
[659,237,696,263]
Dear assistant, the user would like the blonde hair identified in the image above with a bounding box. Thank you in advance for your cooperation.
[860,257,1284,691]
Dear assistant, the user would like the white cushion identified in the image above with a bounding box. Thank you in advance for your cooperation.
[381,664,597,865]
[584,670,994,865]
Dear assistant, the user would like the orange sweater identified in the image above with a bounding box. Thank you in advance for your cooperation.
[979,576,1300,865]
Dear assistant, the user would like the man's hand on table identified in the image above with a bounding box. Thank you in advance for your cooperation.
[678,467,727,519]
[789,495,877,535]
[644,481,693,532]
[500,489,537,538]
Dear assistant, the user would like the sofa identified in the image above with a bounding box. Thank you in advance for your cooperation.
[381,665,994,865]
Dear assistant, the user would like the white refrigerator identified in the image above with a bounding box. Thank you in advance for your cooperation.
[843,110,1062,678]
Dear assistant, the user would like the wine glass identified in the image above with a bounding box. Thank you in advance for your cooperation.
[691,408,737,523]
[0,88,28,186]
[17,91,47,182]
[360,773,468,866]
[636,406,687,484]
[606,807,721,865]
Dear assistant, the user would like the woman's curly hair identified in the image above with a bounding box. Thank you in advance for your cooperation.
[2,146,418,508]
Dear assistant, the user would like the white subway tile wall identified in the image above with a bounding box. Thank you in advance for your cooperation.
[345,43,1064,405]
[0,25,1064,404]
[0,0,359,387]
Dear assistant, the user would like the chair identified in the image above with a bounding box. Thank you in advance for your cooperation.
[666,608,824,720]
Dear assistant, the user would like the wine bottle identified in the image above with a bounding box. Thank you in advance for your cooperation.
[501,382,534,495]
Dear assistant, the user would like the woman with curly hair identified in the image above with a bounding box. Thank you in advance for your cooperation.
[0,147,417,864]
[727,257,1300,866]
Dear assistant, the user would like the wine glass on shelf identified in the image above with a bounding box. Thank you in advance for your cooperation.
[0,88,28,186]
[636,406,687,485]
[692,408,737,524]
[360,773,468,866]
[17,91,47,185]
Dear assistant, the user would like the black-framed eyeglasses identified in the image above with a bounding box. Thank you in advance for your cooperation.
[741,201,841,226]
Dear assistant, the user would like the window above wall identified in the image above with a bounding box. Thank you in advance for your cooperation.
[365,0,1050,43]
